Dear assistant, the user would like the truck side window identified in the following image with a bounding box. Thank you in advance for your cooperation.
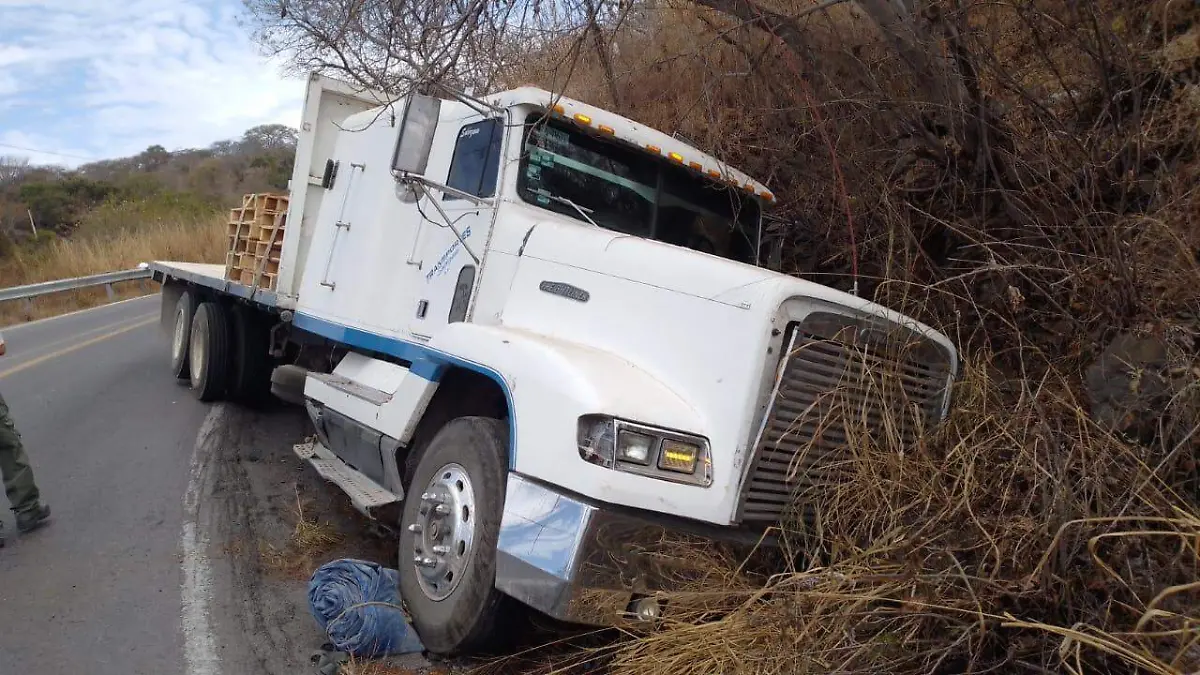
[445,118,502,200]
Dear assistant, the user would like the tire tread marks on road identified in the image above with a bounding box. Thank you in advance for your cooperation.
[203,404,304,675]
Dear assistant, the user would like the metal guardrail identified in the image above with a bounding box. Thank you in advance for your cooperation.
[0,263,153,304]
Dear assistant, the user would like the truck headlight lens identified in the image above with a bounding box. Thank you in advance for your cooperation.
[658,439,699,474]
[577,415,712,487]
[616,430,654,465]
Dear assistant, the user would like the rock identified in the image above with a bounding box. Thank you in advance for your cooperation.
[1085,332,1171,438]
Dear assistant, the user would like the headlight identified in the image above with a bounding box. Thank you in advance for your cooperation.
[577,415,712,487]
[658,439,699,473]
[616,430,654,465]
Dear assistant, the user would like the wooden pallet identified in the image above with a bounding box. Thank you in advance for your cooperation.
[254,240,282,257]
[225,192,290,290]
[227,236,252,254]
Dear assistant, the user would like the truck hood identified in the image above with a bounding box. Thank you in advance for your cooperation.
[518,219,950,345]
[519,219,775,307]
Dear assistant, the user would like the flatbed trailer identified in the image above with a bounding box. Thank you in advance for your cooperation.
[150,262,285,310]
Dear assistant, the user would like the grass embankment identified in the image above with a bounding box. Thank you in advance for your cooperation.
[0,199,225,326]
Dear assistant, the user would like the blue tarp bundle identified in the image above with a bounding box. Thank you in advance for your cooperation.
[308,558,425,657]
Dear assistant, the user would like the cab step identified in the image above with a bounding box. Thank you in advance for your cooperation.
[308,372,392,405]
[293,440,402,519]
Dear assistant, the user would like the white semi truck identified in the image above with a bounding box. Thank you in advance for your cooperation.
[151,73,958,654]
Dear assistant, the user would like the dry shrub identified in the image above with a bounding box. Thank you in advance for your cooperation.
[503,0,1200,672]
[589,359,1200,674]
[0,210,224,325]
[341,658,436,675]
[261,488,344,580]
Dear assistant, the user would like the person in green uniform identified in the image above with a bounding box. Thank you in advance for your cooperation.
[0,331,51,547]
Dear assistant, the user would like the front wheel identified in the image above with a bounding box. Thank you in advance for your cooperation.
[398,416,509,655]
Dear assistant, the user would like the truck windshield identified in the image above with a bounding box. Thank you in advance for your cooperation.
[517,115,761,265]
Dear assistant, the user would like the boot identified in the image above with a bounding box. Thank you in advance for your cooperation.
[16,503,50,534]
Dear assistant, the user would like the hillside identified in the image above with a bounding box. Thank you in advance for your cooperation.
[0,125,296,324]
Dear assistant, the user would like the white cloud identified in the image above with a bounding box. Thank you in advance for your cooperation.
[0,71,18,96]
[0,45,36,68]
[0,0,305,164]
[0,130,93,168]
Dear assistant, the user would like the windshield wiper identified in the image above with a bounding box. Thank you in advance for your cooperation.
[534,189,598,228]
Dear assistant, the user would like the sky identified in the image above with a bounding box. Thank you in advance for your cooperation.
[0,0,305,168]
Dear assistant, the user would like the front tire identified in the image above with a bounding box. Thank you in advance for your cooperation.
[189,302,231,402]
[398,416,509,655]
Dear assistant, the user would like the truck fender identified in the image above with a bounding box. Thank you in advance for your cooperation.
[424,322,705,472]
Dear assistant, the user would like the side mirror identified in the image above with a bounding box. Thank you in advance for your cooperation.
[391,93,442,176]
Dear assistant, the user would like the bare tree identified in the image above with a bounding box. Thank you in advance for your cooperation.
[0,156,31,188]
[244,0,623,97]
[244,0,995,166]
[241,124,300,153]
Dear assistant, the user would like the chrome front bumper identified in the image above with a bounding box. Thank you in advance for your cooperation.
[495,473,753,626]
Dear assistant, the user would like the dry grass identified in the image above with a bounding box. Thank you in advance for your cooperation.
[0,208,224,327]
[261,485,344,580]
[341,656,444,675]
[582,359,1200,674]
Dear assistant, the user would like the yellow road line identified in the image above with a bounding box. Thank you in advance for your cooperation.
[7,312,158,363]
[0,316,159,380]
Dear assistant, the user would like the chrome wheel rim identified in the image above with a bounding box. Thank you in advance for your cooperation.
[172,308,187,365]
[189,315,206,386]
[409,462,476,601]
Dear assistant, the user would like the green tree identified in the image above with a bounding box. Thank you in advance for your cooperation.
[19,177,117,231]
[135,145,171,171]
[240,124,298,153]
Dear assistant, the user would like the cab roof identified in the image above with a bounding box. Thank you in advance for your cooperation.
[486,86,775,204]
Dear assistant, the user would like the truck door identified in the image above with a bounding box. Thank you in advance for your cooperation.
[410,114,505,337]
[279,74,390,300]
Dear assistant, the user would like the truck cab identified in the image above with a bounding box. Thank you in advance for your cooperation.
[153,74,958,655]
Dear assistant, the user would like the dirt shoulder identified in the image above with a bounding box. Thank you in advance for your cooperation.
[198,403,443,675]
[193,402,604,675]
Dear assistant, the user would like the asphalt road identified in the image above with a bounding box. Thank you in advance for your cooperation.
[0,295,213,675]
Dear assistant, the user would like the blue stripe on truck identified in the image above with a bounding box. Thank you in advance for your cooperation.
[291,312,518,468]
[293,313,447,381]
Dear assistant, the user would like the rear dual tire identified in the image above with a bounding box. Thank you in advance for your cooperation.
[170,290,200,380]
[171,294,269,404]
[228,304,274,406]
[189,302,232,402]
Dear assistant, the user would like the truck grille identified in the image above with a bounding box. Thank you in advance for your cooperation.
[738,312,952,523]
